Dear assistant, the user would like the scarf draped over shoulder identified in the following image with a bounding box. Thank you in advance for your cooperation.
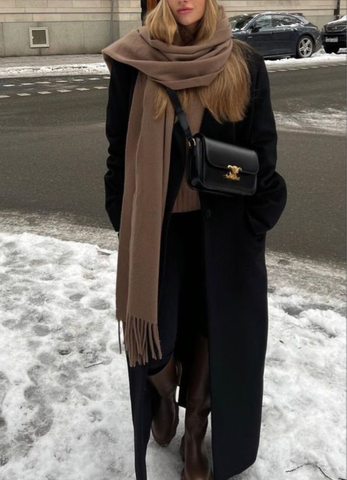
[101,4,233,367]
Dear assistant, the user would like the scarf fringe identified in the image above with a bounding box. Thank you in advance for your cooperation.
[116,312,163,368]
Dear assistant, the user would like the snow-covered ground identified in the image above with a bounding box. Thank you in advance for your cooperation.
[264,47,346,70]
[274,107,346,136]
[0,47,345,78]
[0,224,345,480]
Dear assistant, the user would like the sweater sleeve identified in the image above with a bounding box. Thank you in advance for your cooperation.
[104,60,136,233]
[244,55,287,236]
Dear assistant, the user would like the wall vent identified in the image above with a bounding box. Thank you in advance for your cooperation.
[29,27,49,48]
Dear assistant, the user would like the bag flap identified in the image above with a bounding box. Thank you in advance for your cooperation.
[197,133,259,175]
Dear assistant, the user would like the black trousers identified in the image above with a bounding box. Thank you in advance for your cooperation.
[148,209,208,375]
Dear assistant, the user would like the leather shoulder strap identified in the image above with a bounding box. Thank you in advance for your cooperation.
[165,86,195,145]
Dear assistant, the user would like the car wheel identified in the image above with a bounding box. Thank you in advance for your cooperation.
[296,35,314,58]
[324,44,340,54]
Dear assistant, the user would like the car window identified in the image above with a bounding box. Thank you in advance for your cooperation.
[228,14,254,30]
[252,14,272,30]
[293,14,309,24]
[272,14,301,27]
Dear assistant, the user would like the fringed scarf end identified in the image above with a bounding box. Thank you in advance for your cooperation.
[123,313,162,368]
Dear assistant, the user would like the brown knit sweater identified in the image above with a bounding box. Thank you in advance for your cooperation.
[171,115,201,212]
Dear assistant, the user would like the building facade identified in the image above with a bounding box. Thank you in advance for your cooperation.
[0,0,346,57]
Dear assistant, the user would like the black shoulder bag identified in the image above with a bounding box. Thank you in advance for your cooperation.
[166,86,259,197]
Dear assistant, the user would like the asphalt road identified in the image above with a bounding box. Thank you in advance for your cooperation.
[0,62,345,265]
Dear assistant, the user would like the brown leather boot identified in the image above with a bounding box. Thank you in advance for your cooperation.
[148,354,183,447]
[180,333,213,480]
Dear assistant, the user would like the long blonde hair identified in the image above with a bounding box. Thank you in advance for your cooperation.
[143,0,254,124]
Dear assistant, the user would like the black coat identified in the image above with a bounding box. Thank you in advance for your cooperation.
[104,48,287,480]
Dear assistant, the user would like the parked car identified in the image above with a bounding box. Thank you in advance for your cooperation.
[321,15,346,53]
[229,11,322,59]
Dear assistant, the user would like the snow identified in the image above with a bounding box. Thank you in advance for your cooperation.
[0,227,345,480]
[0,63,107,79]
[265,48,346,70]
[0,47,345,79]
[274,107,346,136]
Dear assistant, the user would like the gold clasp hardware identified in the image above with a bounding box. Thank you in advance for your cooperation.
[224,165,242,181]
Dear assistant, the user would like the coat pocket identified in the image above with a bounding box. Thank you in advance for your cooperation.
[243,201,267,238]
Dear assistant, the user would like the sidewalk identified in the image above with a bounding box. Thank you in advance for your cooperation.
[0,53,104,68]
[0,53,109,78]
[0,226,345,480]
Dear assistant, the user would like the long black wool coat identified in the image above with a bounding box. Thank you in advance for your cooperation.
[104,46,287,480]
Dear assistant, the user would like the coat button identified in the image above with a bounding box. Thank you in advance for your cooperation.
[205,208,212,218]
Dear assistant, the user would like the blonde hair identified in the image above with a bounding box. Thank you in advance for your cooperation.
[143,0,254,124]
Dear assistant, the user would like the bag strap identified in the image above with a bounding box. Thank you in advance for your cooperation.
[165,86,197,148]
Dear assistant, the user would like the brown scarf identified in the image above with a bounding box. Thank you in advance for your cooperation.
[101,5,233,367]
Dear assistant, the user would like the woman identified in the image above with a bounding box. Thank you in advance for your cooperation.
[101,0,287,479]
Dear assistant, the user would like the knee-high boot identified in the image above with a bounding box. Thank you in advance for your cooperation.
[148,354,183,447]
[180,333,213,480]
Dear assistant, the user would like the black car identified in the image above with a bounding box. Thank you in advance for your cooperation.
[229,11,322,59]
[321,14,346,53]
